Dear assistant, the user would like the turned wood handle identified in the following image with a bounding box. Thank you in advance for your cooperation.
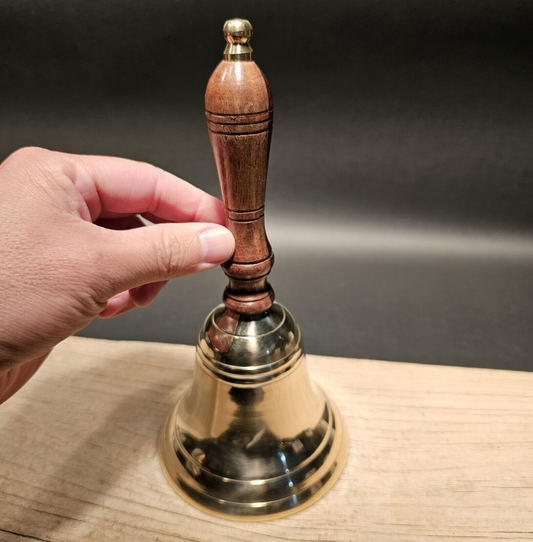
[205,19,274,314]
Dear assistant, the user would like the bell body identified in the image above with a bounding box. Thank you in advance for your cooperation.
[160,302,348,520]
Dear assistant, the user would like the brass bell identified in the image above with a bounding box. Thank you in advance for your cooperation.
[159,18,348,521]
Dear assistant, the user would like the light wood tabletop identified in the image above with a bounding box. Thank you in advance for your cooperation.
[1,336,532,542]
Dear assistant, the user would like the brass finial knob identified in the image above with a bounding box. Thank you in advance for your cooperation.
[223,18,253,61]
[223,18,253,43]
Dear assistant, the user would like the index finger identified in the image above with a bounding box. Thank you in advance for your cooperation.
[61,152,225,225]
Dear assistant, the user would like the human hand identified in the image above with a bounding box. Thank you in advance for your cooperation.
[0,147,235,402]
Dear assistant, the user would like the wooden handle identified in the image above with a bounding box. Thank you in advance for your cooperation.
[206,36,274,314]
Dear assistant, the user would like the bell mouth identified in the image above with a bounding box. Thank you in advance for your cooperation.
[159,303,348,521]
[159,390,347,521]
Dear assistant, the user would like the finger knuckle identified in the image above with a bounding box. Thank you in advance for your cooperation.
[72,289,108,319]
[8,146,51,164]
[154,230,196,278]
[1,147,60,181]
[155,230,181,277]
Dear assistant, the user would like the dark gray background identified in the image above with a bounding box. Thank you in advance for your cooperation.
[1,1,532,370]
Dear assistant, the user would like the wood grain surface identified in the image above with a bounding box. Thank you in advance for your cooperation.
[1,336,533,541]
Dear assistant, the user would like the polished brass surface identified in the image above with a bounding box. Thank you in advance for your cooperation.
[223,18,253,61]
[159,303,348,520]
[159,18,347,520]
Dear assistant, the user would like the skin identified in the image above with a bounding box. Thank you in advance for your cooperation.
[0,147,235,404]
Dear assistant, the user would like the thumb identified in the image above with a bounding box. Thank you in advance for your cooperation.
[92,222,235,299]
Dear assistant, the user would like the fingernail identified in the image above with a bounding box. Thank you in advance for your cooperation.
[100,291,129,319]
[199,227,234,264]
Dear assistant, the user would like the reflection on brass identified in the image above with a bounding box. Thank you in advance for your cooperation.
[159,18,348,521]
[159,304,348,520]
[223,18,253,61]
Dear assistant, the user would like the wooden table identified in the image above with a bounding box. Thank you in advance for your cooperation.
[1,337,532,542]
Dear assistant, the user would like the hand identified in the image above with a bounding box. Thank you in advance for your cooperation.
[0,147,235,403]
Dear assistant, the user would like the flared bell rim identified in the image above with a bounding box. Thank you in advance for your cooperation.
[159,386,348,521]
[160,301,348,520]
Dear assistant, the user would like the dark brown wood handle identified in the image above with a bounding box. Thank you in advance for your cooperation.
[206,60,274,314]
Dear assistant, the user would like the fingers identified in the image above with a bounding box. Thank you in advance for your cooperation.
[61,151,226,225]
[130,281,168,307]
[99,281,168,319]
[91,222,234,300]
